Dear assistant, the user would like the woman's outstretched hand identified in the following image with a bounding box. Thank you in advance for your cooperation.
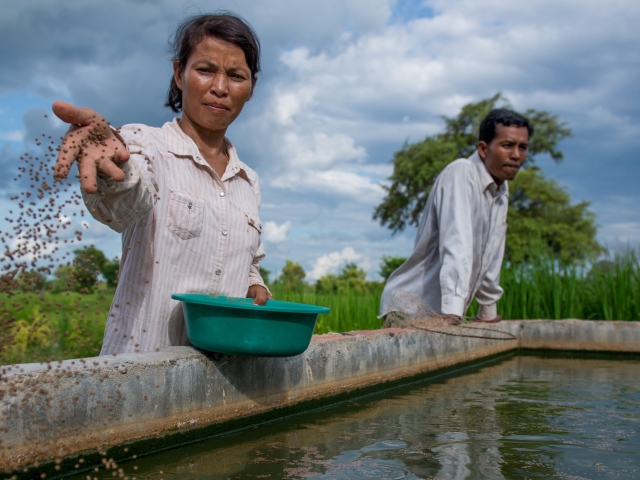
[247,284,274,306]
[52,100,130,194]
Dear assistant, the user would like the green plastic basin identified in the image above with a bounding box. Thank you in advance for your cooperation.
[172,294,331,357]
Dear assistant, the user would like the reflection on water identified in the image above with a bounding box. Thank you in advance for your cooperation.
[67,355,640,479]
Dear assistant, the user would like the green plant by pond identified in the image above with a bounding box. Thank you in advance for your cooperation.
[0,288,113,365]
[1,251,638,366]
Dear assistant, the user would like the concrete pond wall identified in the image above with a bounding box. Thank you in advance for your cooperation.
[1,319,639,476]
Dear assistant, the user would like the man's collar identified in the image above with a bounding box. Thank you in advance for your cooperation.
[471,150,508,197]
[163,118,249,183]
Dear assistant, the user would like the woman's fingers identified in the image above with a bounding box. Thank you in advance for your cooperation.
[77,154,99,194]
[52,100,128,186]
[97,155,126,183]
[54,130,82,180]
[247,285,270,306]
[52,100,99,126]
[107,135,130,165]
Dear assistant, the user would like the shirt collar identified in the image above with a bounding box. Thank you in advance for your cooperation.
[471,150,509,197]
[163,118,248,182]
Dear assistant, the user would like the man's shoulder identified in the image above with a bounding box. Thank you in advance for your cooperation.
[438,157,477,182]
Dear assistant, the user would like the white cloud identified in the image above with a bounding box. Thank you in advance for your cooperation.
[263,220,291,244]
[281,131,366,169]
[308,246,364,281]
[0,130,24,142]
[272,86,317,126]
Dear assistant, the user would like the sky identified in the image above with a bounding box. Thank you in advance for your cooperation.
[0,0,639,282]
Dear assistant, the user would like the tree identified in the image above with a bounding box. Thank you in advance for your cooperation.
[50,265,78,293]
[71,246,107,293]
[315,273,339,294]
[379,255,407,281]
[16,269,47,292]
[259,266,271,285]
[101,257,120,289]
[507,167,601,263]
[316,262,375,294]
[275,260,306,292]
[373,93,600,263]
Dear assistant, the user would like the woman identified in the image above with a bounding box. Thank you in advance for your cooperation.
[52,14,272,355]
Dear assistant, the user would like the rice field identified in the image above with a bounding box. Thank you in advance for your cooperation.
[1,251,638,365]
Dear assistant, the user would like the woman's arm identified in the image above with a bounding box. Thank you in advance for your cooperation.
[53,101,129,192]
[53,101,158,232]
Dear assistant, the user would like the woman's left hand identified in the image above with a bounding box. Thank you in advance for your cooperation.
[247,285,274,306]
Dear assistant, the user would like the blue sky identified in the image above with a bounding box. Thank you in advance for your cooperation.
[1,0,639,281]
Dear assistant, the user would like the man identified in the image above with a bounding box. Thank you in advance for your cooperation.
[380,109,532,325]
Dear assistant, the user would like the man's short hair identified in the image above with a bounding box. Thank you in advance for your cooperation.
[479,109,533,144]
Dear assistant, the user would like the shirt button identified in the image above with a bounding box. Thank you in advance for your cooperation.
[219,191,225,197]
[221,230,228,236]
[188,202,193,209]
[196,156,202,161]
[215,269,222,276]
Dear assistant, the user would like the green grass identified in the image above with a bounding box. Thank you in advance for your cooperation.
[1,251,638,365]
[270,286,384,334]
[490,251,640,321]
[0,288,113,365]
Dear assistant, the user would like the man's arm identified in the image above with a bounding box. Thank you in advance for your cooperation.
[436,163,477,317]
[474,221,507,321]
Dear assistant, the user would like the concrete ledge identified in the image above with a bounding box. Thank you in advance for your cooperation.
[1,319,638,475]
[501,319,640,352]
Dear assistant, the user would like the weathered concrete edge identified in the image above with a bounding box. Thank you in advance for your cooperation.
[2,327,515,473]
[2,319,639,476]
[503,319,640,352]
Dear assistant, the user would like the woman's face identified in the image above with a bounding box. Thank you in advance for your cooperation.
[174,37,254,134]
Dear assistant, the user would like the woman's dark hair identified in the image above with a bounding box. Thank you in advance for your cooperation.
[165,13,261,113]
[479,109,533,144]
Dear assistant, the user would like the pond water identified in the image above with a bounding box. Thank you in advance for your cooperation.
[68,354,640,479]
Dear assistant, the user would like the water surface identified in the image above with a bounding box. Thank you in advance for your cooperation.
[70,355,640,479]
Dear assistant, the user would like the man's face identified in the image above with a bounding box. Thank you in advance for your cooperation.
[478,124,529,185]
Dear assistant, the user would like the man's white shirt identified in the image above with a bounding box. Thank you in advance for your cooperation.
[380,150,509,321]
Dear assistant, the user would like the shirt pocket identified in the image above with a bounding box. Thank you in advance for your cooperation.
[167,190,204,240]
[245,212,262,255]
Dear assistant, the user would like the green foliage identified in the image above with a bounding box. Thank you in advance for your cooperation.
[315,262,380,295]
[379,255,407,281]
[315,274,339,294]
[16,269,47,292]
[101,257,121,288]
[270,285,384,334]
[373,93,598,263]
[49,248,120,293]
[0,289,113,364]
[464,251,640,321]
[1,252,639,365]
[507,167,602,263]
[373,135,459,233]
[274,260,306,292]
[72,246,107,294]
[259,266,271,285]
[50,265,79,293]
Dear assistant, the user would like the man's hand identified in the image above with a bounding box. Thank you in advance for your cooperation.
[247,284,274,306]
[52,100,130,194]
[473,314,502,324]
